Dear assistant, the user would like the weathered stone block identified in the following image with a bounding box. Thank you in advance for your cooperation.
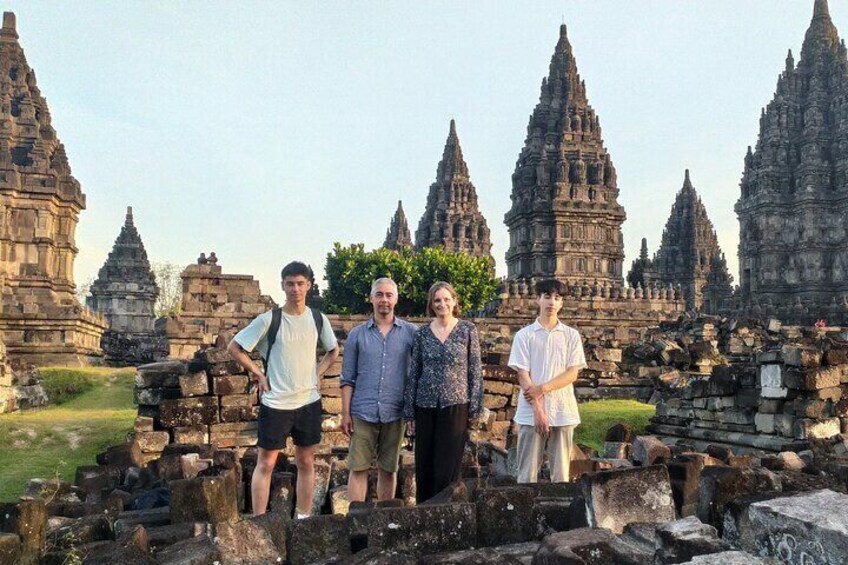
[214,515,284,564]
[785,366,841,391]
[581,465,676,534]
[677,550,774,564]
[368,503,477,556]
[134,387,182,405]
[178,371,209,397]
[209,422,258,448]
[734,489,848,563]
[761,386,789,399]
[697,467,781,531]
[170,475,238,524]
[47,514,111,549]
[759,364,783,388]
[135,431,170,453]
[155,534,221,565]
[75,465,122,494]
[160,397,219,427]
[483,394,508,409]
[754,413,775,434]
[601,441,631,459]
[632,435,671,466]
[135,361,186,388]
[212,375,248,395]
[219,394,253,407]
[793,417,840,440]
[533,527,652,564]
[219,405,259,422]
[781,345,821,368]
[475,486,535,547]
[0,533,21,565]
[0,499,46,563]
[134,416,154,432]
[655,516,730,563]
[173,425,209,444]
[287,514,350,565]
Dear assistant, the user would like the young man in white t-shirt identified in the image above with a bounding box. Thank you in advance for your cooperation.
[508,278,587,483]
[227,261,339,517]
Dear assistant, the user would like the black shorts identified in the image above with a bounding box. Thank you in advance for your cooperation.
[257,400,322,450]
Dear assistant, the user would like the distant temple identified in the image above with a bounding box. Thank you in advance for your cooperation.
[504,24,626,288]
[383,200,413,251]
[736,0,848,324]
[87,207,167,364]
[0,12,105,366]
[629,170,732,311]
[414,120,493,261]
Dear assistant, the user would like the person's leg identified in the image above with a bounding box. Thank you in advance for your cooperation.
[347,417,378,502]
[414,407,437,503]
[375,419,404,500]
[431,403,468,495]
[251,447,280,515]
[291,399,322,516]
[516,424,545,483]
[547,425,575,482]
[293,444,315,516]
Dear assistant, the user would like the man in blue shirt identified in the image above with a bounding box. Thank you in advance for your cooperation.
[341,277,417,502]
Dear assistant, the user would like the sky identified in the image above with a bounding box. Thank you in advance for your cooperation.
[3,1,835,304]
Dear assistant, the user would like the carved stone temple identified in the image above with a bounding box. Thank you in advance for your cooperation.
[504,24,626,287]
[0,12,106,366]
[414,120,493,261]
[383,200,413,251]
[630,170,733,311]
[87,207,167,364]
[736,0,848,325]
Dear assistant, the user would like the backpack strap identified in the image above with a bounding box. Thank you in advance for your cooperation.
[264,307,282,372]
[310,307,324,349]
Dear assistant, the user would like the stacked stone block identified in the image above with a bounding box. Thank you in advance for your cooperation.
[162,259,275,359]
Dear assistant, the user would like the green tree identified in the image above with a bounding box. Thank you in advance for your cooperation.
[323,243,498,316]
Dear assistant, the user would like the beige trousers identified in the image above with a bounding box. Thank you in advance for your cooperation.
[516,424,576,483]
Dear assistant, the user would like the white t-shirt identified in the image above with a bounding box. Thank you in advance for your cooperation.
[233,308,338,410]
[508,320,587,427]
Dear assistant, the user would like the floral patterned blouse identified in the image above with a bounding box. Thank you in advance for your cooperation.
[403,319,483,419]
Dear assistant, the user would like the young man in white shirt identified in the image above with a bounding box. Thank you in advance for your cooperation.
[508,279,587,483]
[227,261,339,517]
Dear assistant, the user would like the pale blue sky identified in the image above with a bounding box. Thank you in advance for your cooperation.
[4,1,831,304]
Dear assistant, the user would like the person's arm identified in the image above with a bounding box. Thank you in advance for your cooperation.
[316,313,341,378]
[466,324,483,420]
[339,328,360,437]
[403,332,422,422]
[516,367,551,437]
[227,314,270,394]
[525,365,581,398]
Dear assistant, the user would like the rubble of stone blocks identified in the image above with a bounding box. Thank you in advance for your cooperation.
[646,316,848,455]
[4,418,848,564]
[0,336,49,415]
[161,260,275,359]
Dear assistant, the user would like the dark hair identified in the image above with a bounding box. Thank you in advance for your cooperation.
[426,281,461,317]
[280,261,314,282]
[536,279,566,297]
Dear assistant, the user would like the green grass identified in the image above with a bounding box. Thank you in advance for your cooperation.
[575,399,656,452]
[39,368,96,404]
[0,367,137,502]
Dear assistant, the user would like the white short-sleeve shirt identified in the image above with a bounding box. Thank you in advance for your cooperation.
[233,308,338,410]
[508,320,587,427]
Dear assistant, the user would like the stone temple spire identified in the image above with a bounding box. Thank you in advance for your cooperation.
[504,23,626,286]
[651,170,730,310]
[414,120,493,260]
[736,0,848,324]
[87,207,163,363]
[0,11,106,364]
[383,200,413,251]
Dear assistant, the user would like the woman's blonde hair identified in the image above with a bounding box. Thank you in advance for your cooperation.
[426,281,461,317]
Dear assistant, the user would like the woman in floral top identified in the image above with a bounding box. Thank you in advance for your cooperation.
[404,281,483,502]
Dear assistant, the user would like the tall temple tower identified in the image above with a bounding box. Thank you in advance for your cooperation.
[736,0,848,323]
[0,12,106,365]
[639,170,732,311]
[414,120,493,260]
[383,200,413,251]
[504,24,626,287]
[88,207,166,364]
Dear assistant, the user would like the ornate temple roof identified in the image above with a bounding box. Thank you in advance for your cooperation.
[383,200,413,251]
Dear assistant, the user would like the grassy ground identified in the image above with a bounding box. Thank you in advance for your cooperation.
[575,399,656,452]
[0,367,136,502]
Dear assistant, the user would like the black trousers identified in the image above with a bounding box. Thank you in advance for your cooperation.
[414,403,468,503]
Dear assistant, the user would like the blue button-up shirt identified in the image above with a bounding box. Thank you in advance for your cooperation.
[340,317,417,423]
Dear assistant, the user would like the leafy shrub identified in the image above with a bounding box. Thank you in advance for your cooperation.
[39,369,95,404]
[323,243,499,316]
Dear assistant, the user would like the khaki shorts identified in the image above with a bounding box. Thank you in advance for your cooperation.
[348,417,405,473]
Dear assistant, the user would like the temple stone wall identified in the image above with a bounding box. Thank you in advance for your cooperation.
[0,12,106,367]
[162,257,275,359]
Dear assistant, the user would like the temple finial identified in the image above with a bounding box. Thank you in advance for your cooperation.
[449,118,457,137]
[813,0,831,21]
[3,12,15,31]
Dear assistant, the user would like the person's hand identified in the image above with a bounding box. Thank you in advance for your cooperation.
[341,412,354,437]
[406,420,415,436]
[523,384,545,404]
[251,370,270,396]
[533,405,550,438]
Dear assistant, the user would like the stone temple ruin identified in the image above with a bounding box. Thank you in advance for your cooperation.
[87,207,167,365]
[0,12,106,367]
